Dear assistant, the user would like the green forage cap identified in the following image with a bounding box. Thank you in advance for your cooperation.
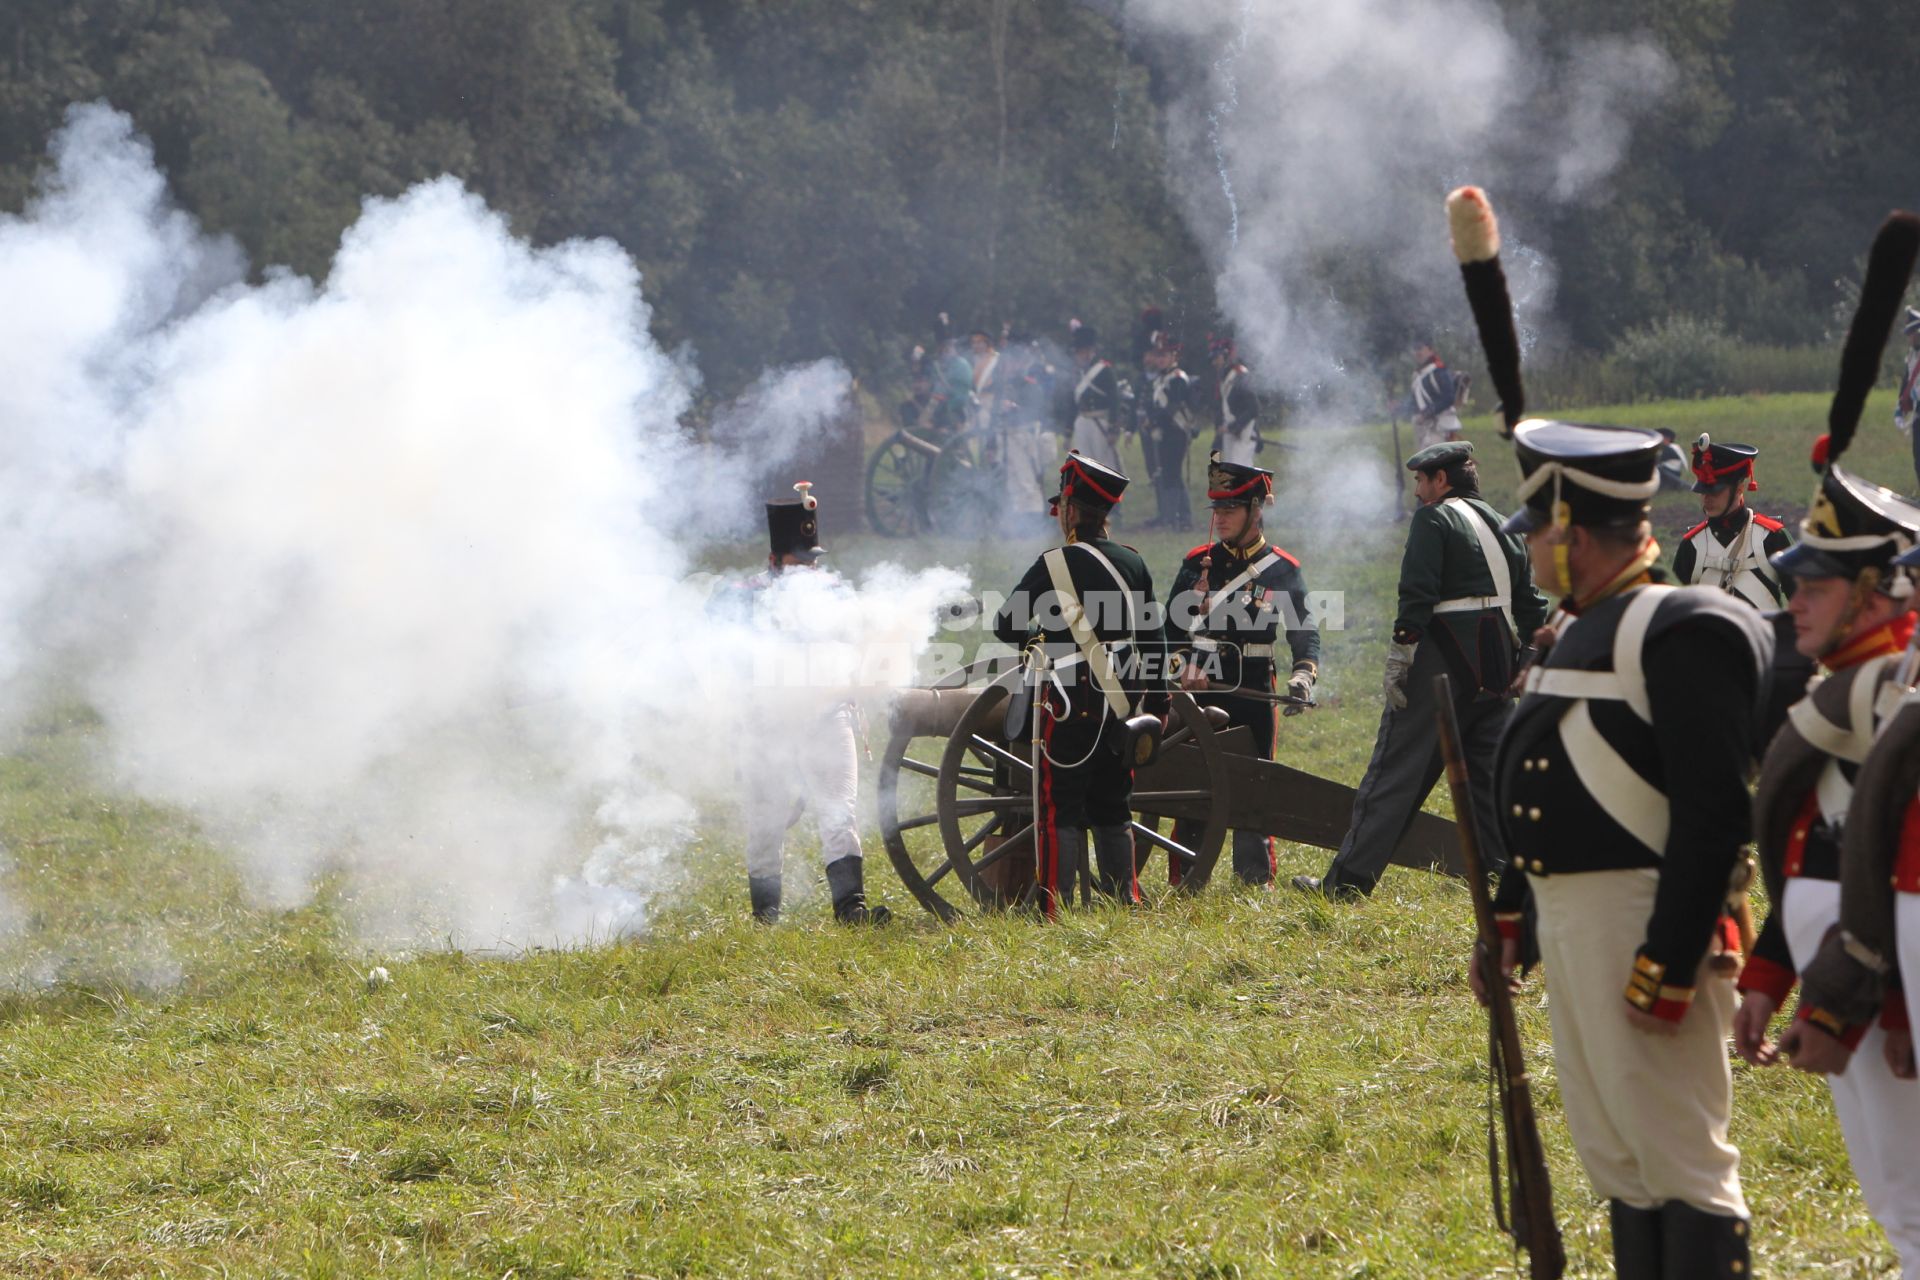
[1405,440,1473,472]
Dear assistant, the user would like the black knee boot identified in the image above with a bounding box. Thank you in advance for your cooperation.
[1660,1201,1750,1278]
[1231,831,1274,886]
[748,876,781,923]
[1091,824,1140,902]
[1609,1199,1663,1279]
[1048,827,1087,911]
[825,856,891,925]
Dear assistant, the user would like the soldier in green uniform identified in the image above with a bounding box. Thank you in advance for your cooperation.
[992,452,1169,916]
[1296,440,1549,899]
[1165,453,1320,885]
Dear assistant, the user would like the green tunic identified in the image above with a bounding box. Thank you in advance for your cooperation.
[1394,494,1549,694]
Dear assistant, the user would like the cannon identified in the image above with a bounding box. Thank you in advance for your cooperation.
[865,425,1057,538]
[877,659,1466,920]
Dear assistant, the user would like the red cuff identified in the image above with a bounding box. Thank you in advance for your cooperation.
[1735,953,1797,1003]
[1494,912,1522,943]
[1796,1003,1869,1051]
[1626,954,1694,1023]
[1882,992,1910,1033]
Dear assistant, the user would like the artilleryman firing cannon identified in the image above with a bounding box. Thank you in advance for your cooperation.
[872,455,1464,922]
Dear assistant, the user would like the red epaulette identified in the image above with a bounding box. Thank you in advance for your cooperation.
[1269,545,1301,568]
[1184,544,1213,560]
[1753,513,1786,532]
[1683,519,1709,540]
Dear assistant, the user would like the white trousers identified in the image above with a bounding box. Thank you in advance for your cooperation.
[1413,409,1462,451]
[1003,425,1050,514]
[1905,893,1920,1050]
[743,704,862,880]
[1785,878,1920,1276]
[1218,425,1258,467]
[1531,868,1747,1216]
[1071,415,1121,471]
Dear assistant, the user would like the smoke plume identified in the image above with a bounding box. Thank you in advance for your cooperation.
[0,105,955,968]
[1115,0,1672,403]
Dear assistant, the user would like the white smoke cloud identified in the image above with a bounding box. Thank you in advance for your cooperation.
[1117,0,1672,401]
[0,105,953,965]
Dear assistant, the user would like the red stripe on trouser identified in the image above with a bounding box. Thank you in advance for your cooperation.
[1039,707,1059,920]
[1266,688,1278,877]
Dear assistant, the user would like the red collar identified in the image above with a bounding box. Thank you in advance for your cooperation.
[1825,613,1918,671]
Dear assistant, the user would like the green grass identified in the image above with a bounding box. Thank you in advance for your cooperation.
[0,393,1911,1277]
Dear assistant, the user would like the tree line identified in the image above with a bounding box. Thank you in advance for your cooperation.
[2,1,1914,402]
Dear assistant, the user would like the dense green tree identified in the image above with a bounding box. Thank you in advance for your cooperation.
[0,0,1913,398]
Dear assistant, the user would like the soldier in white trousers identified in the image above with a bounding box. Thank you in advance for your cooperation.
[1208,336,1261,467]
[1065,324,1123,472]
[717,485,889,926]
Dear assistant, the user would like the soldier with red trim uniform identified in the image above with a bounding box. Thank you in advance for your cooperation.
[1164,454,1320,885]
[1483,421,1772,1277]
[991,452,1168,916]
[1672,436,1793,609]
[1734,453,1920,1275]
[1447,185,1772,1278]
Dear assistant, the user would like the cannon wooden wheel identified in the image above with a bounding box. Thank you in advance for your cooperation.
[923,428,1001,537]
[877,661,1231,919]
[863,428,933,538]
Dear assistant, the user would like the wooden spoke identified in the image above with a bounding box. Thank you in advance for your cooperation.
[894,813,939,833]
[1131,821,1199,864]
[973,824,1033,871]
[1128,789,1211,805]
[959,822,1001,856]
[951,794,1028,817]
[966,735,1032,775]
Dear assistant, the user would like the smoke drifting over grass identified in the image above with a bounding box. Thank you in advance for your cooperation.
[1115,0,1672,406]
[0,105,954,967]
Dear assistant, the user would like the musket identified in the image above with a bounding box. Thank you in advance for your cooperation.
[1389,408,1406,520]
[1434,673,1566,1280]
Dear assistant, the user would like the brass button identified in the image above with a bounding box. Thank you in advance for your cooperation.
[1528,807,1542,821]
[1535,758,1550,771]
[1530,859,1544,873]
[1523,759,1535,772]
[1731,1262,1745,1274]
[1511,804,1523,817]
[1733,1222,1747,1238]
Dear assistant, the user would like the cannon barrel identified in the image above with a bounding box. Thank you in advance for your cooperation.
[887,686,980,741]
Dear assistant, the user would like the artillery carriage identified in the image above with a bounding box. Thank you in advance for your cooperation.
[876,658,1465,919]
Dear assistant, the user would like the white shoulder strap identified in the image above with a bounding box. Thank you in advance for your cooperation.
[1202,550,1283,626]
[1075,360,1107,402]
[1559,700,1670,854]
[1441,498,1515,639]
[1041,545,1135,719]
[1608,586,1671,723]
[1787,657,1891,764]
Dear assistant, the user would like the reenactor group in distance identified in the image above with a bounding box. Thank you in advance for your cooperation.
[735,185,1920,1276]
[901,309,1286,532]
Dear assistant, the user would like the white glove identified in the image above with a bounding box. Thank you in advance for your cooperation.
[1383,641,1418,711]
[1283,667,1315,716]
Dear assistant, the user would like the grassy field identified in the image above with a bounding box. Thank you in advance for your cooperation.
[1,393,1913,1277]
